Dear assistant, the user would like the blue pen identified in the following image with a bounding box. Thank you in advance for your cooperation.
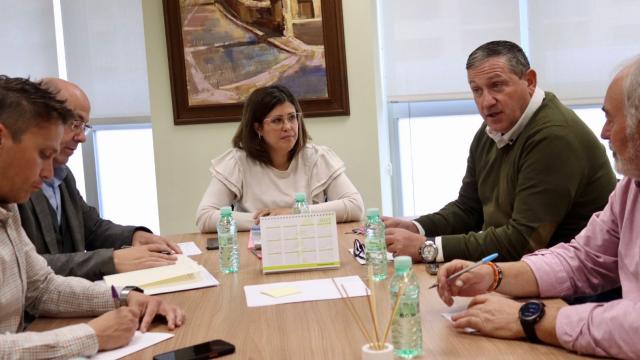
[111,285,121,308]
[428,253,498,289]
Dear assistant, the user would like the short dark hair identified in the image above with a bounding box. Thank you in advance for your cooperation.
[466,40,531,78]
[0,75,73,142]
[232,84,310,166]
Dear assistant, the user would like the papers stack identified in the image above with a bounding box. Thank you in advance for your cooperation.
[104,255,218,295]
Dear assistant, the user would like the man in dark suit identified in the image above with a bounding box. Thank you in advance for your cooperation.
[18,78,181,281]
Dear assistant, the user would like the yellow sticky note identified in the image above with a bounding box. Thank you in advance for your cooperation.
[261,287,301,298]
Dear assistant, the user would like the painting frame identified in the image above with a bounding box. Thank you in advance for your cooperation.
[162,0,350,125]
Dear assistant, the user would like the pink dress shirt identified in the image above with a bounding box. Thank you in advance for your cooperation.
[523,177,640,359]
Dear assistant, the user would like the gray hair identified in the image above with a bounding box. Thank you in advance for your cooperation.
[466,40,530,78]
[624,57,640,135]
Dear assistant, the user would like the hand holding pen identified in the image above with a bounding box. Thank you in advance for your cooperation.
[433,253,499,307]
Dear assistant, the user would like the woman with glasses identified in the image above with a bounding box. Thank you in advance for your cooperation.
[196,84,364,232]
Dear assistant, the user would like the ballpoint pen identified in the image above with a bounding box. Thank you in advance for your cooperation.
[111,285,121,308]
[428,253,498,289]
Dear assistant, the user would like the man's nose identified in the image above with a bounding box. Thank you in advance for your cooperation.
[601,121,611,140]
[40,159,54,180]
[73,130,87,143]
[480,91,497,108]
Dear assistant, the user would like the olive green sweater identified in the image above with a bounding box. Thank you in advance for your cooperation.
[415,92,616,262]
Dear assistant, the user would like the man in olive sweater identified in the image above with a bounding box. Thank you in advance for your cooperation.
[384,40,616,268]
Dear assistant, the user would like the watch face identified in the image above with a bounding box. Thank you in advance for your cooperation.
[520,302,544,320]
[421,244,437,262]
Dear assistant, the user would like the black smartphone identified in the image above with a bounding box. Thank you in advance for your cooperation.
[153,339,235,360]
[206,237,219,250]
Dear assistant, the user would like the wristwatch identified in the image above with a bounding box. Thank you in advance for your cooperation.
[119,285,144,307]
[419,238,439,275]
[519,301,546,343]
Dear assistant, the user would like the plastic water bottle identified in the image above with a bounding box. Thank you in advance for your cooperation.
[364,208,387,280]
[217,206,239,273]
[292,192,310,214]
[390,256,423,359]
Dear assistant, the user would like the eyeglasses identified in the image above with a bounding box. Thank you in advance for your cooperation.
[69,119,93,135]
[264,112,300,129]
[353,238,365,260]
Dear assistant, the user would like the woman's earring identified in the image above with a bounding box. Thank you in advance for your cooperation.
[258,132,262,140]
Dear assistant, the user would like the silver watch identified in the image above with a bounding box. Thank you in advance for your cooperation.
[119,285,144,306]
[419,238,438,263]
[419,238,439,275]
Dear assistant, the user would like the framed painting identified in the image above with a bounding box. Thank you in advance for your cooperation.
[163,0,350,125]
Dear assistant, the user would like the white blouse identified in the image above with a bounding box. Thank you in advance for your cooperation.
[195,144,365,232]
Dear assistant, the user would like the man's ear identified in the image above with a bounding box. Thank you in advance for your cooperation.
[524,69,537,96]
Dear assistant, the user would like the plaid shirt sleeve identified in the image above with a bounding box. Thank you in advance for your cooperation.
[0,324,98,359]
[22,231,115,317]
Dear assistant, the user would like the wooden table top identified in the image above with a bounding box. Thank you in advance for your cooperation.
[30,222,592,359]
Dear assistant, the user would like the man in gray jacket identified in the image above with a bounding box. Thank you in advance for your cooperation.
[18,78,181,281]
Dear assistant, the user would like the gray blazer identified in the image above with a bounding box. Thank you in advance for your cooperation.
[18,167,144,281]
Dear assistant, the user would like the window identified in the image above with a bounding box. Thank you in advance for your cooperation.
[0,0,158,231]
[94,125,160,234]
[382,0,635,216]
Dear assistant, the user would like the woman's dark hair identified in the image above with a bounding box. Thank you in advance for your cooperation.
[232,84,310,165]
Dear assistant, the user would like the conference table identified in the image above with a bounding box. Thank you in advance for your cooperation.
[30,222,594,359]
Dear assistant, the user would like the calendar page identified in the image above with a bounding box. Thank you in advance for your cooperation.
[260,212,340,273]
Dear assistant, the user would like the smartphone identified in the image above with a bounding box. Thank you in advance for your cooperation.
[206,237,219,250]
[153,339,235,359]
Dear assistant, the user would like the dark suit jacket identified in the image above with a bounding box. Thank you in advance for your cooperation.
[18,167,145,281]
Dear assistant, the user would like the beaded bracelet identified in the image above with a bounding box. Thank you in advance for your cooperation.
[485,262,504,291]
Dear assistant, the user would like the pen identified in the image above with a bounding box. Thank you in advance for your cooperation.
[111,285,121,308]
[428,253,498,289]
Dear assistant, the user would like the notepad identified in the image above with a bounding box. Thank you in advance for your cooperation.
[103,255,219,295]
[261,287,301,298]
[260,212,340,273]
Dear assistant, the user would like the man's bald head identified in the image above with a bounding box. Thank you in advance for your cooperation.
[39,78,92,166]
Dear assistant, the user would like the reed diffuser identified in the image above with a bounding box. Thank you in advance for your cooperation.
[332,266,407,351]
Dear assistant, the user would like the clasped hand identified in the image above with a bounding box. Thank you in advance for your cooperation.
[436,260,524,339]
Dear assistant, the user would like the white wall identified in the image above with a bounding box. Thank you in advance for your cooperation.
[141,0,386,235]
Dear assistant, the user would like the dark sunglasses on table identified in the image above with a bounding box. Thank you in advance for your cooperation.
[353,238,365,260]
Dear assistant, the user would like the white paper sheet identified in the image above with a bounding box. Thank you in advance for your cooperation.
[177,241,202,256]
[90,331,174,360]
[441,311,478,334]
[347,249,394,265]
[244,275,368,307]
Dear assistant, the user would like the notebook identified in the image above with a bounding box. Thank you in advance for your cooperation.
[103,255,218,295]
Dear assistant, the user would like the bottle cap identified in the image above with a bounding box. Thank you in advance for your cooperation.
[294,192,306,202]
[366,208,380,217]
[394,256,412,272]
[220,206,232,216]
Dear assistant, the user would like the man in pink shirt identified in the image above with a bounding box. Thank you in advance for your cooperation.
[435,57,640,359]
